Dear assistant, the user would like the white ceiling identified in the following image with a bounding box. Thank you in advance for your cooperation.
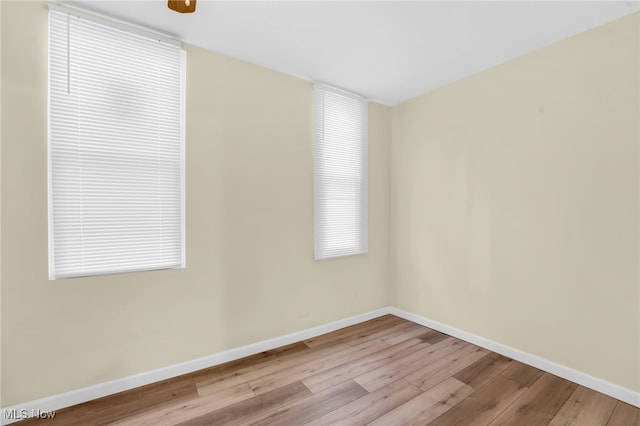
[68,1,639,105]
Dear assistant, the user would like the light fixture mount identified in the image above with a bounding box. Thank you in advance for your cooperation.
[168,0,196,14]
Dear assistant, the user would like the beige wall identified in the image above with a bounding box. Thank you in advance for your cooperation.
[0,1,391,406]
[391,12,639,392]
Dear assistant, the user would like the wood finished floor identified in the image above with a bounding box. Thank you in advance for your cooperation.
[17,315,639,426]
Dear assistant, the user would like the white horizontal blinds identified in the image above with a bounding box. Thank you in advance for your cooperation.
[48,9,184,279]
[314,85,368,260]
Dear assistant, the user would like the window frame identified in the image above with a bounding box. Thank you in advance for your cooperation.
[313,84,369,260]
[47,5,186,279]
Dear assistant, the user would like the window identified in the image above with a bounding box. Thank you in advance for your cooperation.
[48,6,185,279]
[313,85,368,260]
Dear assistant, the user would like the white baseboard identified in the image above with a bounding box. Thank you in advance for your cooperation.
[3,305,638,425]
[387,306,640,408]
[0,307,393,425]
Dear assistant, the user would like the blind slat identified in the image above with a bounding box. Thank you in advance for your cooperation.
[48,9,185,279]
[314,85,368,260]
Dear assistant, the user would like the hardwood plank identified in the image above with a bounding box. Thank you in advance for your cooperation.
[20,376,198,426]
[427,375,527,426]
[175,381,312,426]
[607,401,640,426]
[140,379,200,401]
[248,338,389,395]
[150,342,310,394]
[304,379,422,426]
[418,329,450,345]
[13,387,144,426]
[187,342,311,377]
[51,381,199,426]
[489,373,578,425]
[264,342,314,356]
[404,345,488,391]
[110,382,255,426]
[454,352,513,389]
[381,323,432,345]
[242,380,368,426]
[343,320,416,347]
[303,315,406,348]
[192,343,320,392]
[549,386,619,426]
[302,338,427,394]
[354,337,468,392]
[196,340,352,396]
[46,341,309,425]
[368,377,474,426]
[500,361,544,387]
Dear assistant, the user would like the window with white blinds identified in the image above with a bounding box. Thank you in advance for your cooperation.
[48,7,185,279]
[314,85,368,260]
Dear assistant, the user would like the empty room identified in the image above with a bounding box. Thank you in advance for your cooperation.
[1,0,639,425]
